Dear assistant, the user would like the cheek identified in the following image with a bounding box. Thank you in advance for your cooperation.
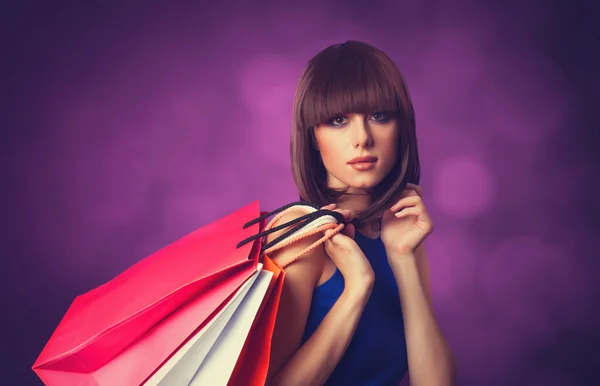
[378,128,399,163]
[385,138,399,163]
[315,133,344,165]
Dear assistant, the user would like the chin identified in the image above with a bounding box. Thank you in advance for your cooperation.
[346,175,386,190]
[327,169,390,192]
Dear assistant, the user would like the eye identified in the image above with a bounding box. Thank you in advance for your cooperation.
[371,112,390,122]
[325,115,348,127]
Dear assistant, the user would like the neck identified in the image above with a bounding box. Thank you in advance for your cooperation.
[335,192,371,213]
[334,193,381,239]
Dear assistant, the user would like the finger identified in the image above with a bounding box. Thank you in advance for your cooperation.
[324,228,343,248]
[321,204,347,221]
[390,195,421,212]
[324,228,340,242]
[342,223,355,239]
[399,189,419,200]
[332,208,353,222]
[394,207,421,218]
[405,183,423,197]
[340,209,353,221]
[320,203,352,220]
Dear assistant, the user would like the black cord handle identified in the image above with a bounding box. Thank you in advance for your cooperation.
[236,201,344,253]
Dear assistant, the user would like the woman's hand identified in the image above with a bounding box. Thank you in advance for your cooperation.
[321,203,375,290]
[380,184,434,258]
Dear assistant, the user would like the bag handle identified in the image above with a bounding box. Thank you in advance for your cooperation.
[263,205,344,269]
[236,201,345,269]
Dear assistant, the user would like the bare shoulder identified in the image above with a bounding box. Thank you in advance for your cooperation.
[265,208,329,380]
[264,209,327,284]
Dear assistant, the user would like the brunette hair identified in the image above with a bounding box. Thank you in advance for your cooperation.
[290,40,420,225]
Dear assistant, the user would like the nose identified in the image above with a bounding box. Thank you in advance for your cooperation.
[351,116,373,149]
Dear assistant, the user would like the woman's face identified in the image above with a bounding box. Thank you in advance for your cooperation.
[313,112,398,193]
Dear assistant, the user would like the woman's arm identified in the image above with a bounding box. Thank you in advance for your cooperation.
[266,211,372,386]
[389,244,456,386]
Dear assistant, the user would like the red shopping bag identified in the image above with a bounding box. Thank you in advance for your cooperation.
[33,201,344,386]
[33,201,264,385]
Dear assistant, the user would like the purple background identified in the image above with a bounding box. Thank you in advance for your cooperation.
[3,0,599,385]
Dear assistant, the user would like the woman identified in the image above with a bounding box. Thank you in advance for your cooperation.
[265,41,455,386]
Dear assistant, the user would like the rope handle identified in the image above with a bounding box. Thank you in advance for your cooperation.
[263,205,344,269]
[235,201,345,269]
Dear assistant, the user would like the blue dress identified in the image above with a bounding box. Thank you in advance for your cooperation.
[301,231,409,385]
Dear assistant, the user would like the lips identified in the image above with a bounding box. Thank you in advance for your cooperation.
[348,155,378,164]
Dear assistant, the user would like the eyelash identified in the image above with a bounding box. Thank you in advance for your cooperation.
[326,112,390,126]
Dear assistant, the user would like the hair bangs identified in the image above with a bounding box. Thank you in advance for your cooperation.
[301,45,399,129]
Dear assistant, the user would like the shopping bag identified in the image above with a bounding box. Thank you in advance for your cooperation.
[146,203,345,386]
[227,204,344,386]
[144,264,273,385]
[32,201,265,386]
[33,200,344,386]
[227,255,284,386]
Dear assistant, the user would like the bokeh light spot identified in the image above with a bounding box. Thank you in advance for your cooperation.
[433,155,496,217]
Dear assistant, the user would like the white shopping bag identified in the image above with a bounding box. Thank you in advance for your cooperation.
[145,263,273,386]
